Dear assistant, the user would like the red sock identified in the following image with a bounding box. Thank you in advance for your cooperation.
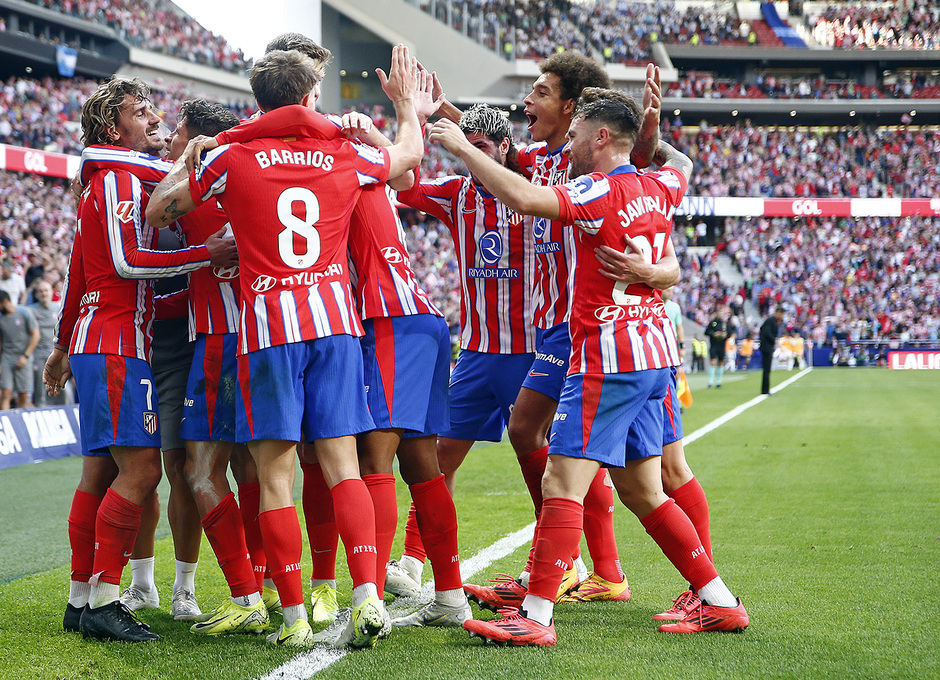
[92,489,142,586]
[402,502,427,562]
[528,497,584,602]
[68,489,103,583]
[363,474,397,594]
[583,469,623,582]
[203,492,257,598]
[331,478,377,588]
[258,506,304,606]
[301,462,338,580]
[640,498,717,591]
[517,445,548,516]
[669,478,712,562]
[238,482,266,589]
[411,474,461,591]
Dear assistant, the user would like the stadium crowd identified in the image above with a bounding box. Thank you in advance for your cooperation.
[422,0,750,63]
[666,121,940,199]
[723,215,940,344]
[20,0,250,72]
[0,75,254,154]
[666,70,940,100]
[809,0,940,50]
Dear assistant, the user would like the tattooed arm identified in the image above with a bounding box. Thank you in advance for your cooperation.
[146,138,202,228]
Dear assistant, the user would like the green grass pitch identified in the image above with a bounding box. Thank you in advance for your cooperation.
[0,367,937,679]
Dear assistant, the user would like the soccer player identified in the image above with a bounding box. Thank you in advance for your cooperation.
[463,53,663,608]
[145,46,425,649]
[45,76,236,643]
[77,101,270,630]
[206,83,469,634]
[118,230,203,624]
[428,83,748,644]
[390,103,539,599]
[649,287,725,623]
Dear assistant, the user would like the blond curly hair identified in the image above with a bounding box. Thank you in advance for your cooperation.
[81,77,151,147]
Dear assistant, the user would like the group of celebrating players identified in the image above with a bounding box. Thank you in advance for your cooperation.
[45,30,749,651]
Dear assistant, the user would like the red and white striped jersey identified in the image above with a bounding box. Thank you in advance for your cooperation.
[552,165,687,375]
[216,107,439,322]
[189,120,390,354]
[348,184,442,320]
[397,170,537,354]
[180,204,240,338]
[518,142,577,330]
[56,165,211,359]
[78,146,240,339]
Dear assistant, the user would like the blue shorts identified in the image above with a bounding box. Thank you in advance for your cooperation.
[520,322,569,401]
[442,349,534,442]
[550,368,670,467]
[362,314,450,437]
[71,354,162,456]
[236,336,374,443]
[181,333,239,442]
[662,367,684,446]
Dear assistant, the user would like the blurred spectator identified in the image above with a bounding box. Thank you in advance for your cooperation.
[0,259,27,304]
[0,289,40,409]
[29,278,69,405]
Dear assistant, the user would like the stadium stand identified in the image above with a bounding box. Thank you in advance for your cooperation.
[666,70,940,100]
[722,214,940,343]
[808,0,940,50]
[418,0,760,64]
[19,0,251,72]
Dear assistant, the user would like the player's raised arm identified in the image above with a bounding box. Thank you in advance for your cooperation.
[429,118,561,220]
[630,64,662,169]
[376,44,424,179]
[652,140,693,182]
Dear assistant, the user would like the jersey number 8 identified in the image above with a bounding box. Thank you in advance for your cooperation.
[277,187,321,269]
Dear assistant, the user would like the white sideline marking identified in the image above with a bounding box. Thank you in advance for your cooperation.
[260,370,811,679]
[683,367,811,446]
[256,522,537,680]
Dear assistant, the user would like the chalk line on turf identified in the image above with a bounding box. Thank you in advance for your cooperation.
[259,368,812,679]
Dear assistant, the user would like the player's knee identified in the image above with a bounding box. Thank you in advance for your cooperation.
[507,416,542,455]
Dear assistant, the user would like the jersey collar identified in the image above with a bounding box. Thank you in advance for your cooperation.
[609,164,638,176]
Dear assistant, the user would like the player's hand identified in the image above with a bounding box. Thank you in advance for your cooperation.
[43,348,71,397]
[428,119,470,155]
[15,354,28,370]
[595,234,654,283]
[183,135,220,174]
[377,44,417,105]
[431,70,445,107]
[631,64,661,169]
[203,227,238,267]
[69,172,83,198]
[413,67,445,126]
[341,112,374,139]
